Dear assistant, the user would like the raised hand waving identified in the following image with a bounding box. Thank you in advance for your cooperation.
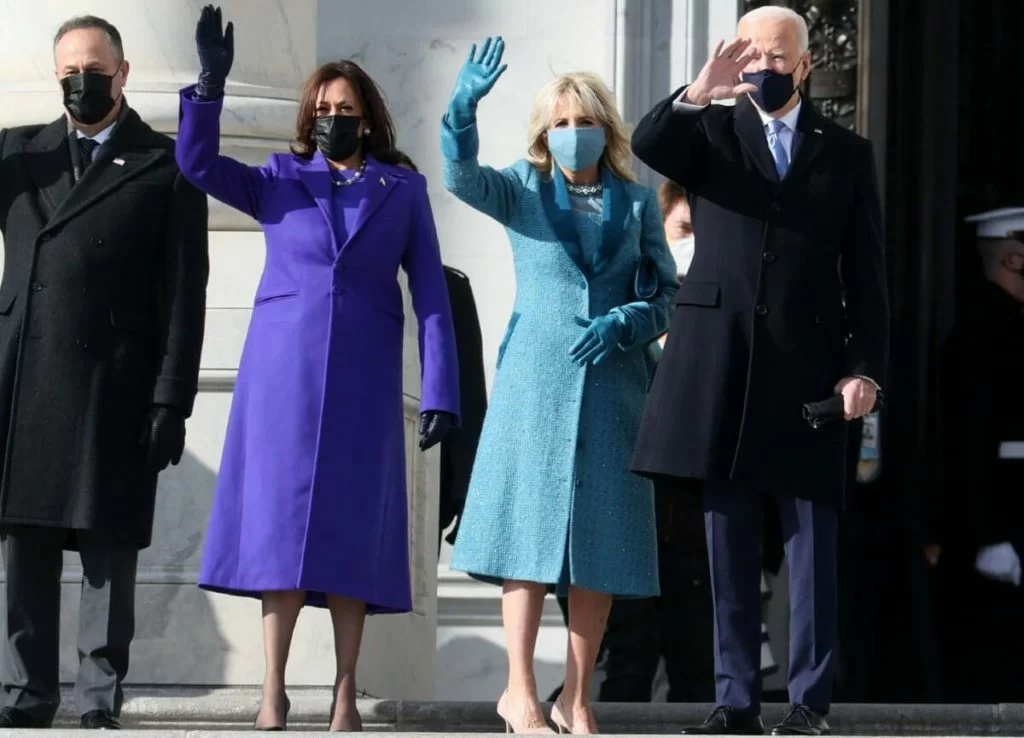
[684,38,761,106]
[448,37,508,128]
[195,4,235,99]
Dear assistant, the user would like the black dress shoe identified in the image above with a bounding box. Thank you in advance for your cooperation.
[81,710,121,729]
[771,704,830,736]
[682,706,765,735]
[0,706,51,729]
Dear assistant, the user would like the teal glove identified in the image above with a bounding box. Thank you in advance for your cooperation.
[570,313,630,365]
[448,37,507,129]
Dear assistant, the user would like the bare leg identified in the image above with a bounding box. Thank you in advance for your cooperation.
[257,591,305,729]
[555,586,612,734]
[499,580,552,732]
[327,595,367,732]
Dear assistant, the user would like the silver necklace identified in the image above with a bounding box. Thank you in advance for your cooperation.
[332,158,367,186]
[566,182,603,196]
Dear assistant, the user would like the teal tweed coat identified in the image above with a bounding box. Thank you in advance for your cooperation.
[442,116,679,596]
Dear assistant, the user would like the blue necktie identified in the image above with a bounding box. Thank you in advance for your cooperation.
[765,119,789,179]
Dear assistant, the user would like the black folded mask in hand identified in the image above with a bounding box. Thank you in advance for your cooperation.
[802,394,846,429]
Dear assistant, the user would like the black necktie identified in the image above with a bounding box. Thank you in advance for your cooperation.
[77,137,99,172]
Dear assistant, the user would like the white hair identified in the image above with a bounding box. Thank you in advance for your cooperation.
[739,5,809,53]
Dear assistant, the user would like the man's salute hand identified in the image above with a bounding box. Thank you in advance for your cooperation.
[683,38,761,106]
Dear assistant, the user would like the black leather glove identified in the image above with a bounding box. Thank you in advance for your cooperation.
[194,5,234,99]
[139,406,186,472]
[802,395,845,429]
[419,411,455,451]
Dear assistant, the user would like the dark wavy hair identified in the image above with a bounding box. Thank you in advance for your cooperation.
[290,60,398,162]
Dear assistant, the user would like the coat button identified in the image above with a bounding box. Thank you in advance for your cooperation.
[763,251,776,263]
[31,282,43,292]
[755,304,769,316]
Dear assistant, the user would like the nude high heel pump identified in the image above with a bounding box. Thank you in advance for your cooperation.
[497,691,555,734]
[550,698,597,735]
[550,699,570,735]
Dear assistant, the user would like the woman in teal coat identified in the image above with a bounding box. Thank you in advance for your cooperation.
[442,38,679,734]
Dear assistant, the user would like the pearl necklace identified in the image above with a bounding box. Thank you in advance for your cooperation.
[566,182,603,197]
[332,158,367,186]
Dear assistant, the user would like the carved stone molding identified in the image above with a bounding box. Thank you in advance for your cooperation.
[741,0,861,130]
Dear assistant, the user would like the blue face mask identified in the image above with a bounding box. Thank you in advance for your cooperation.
[547,127,606,172]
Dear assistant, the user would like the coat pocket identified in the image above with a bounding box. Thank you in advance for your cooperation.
[254,291,299,306]
[496,311,521,370]
[109,308,150,335]
[674,281,720,308]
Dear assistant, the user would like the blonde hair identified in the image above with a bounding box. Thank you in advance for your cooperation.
[526,72,636,183]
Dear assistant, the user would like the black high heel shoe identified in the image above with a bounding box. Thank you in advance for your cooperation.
[328,693,362,732]
[254,694,290,731]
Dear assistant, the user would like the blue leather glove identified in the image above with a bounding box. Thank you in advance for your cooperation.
[194,5,234,99]
[419,411,455,451]
[448,37,508,129]
[569,313,630,366]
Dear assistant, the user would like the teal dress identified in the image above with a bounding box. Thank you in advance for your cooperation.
[441,115,679,597]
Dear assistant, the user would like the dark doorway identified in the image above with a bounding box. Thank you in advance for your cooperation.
[860,0,1024,703]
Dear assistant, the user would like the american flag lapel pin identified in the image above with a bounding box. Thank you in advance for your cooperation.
[813,128,823,134]
[113,157,125,166]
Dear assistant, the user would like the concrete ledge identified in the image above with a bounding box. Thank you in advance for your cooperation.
[41,687,1024,734]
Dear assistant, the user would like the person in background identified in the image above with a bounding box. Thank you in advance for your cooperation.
[441,37,678,734]
[390,150,488,553]
[0,14,208,730]
[658,180,695,284]
[936,206,1024,703]
[630,5,889,734]
[177,7,459,731]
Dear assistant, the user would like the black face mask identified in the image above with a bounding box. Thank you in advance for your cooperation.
[741,68,796,114]
[61,66,121,126]
[313,115,362,162]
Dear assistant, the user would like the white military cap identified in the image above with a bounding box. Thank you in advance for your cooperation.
[965,207,1024,239]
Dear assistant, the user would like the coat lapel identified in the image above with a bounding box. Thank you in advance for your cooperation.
[23,119,75,218]
[340,156,398,255]
[540,164,632,278]
[540,167,588,276]
[296,152,339,247]
[45,110,165,232]
[733,96,781,183]
[593,165,629,275]
[785,102,825,182]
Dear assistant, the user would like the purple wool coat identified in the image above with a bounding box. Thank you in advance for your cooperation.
[176,88,460,613]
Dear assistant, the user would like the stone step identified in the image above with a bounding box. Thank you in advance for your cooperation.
[39,687,1024,734]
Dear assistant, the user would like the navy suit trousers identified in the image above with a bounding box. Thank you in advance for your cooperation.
[703,480,837,713]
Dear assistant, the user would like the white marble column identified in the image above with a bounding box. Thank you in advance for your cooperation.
[0,0,439,700]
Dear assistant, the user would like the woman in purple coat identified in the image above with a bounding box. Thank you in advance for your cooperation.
[176,7,460,731]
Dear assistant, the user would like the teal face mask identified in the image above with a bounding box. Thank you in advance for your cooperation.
[547,127,606,172]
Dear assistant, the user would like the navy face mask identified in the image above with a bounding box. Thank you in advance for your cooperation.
[740,68,796,114]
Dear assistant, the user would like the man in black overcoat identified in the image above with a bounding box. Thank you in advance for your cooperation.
[935,207,1024,702]
[629,6,888,735]
[0,16,209,729]
[438,265,487,550]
